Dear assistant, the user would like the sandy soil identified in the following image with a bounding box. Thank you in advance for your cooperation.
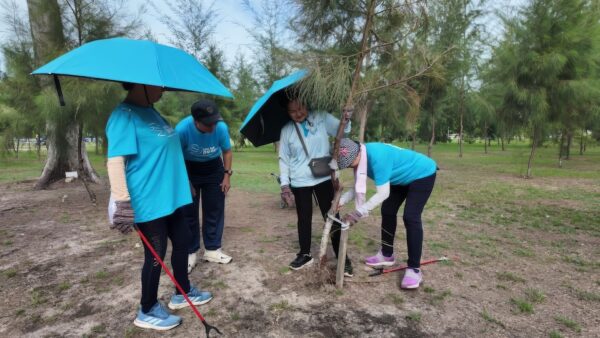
[0,176,598,337]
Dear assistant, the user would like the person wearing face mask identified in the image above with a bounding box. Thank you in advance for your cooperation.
[106,83,213,331]
[278,98,354,275]
[175,99,233,272]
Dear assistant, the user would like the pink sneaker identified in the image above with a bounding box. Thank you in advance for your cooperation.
[401,268,422,289]
[364,251,395,267]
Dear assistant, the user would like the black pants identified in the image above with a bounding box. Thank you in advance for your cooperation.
[183,158,225,252]
[380,173,436,268]
[291,179,343,258]
[136,207,191,313]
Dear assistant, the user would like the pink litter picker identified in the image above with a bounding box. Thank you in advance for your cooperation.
[134,226,222,337]
[369,256,450,277]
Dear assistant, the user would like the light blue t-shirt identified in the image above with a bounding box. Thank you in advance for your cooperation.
[106,103,192,223]
[175,116,231,162]
[279,111,351,188]
[366,143,437,186]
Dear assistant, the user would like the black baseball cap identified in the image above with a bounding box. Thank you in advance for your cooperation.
[191,99,221,125]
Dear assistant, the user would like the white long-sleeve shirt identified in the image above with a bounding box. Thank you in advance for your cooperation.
[279,111,350,188]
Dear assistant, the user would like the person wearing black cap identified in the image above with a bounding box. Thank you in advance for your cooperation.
[175,99,233,272]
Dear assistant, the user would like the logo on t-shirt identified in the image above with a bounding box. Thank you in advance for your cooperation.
[189,144,218,157]
[149,123,175,137]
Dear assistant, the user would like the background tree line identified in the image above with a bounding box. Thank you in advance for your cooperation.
[0,0,599,187]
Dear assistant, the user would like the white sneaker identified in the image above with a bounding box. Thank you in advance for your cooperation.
[187,253,197,274]
[203,248,232,264]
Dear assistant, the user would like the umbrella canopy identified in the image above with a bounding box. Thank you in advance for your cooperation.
[240,69,307,147]
[32,37,233,99]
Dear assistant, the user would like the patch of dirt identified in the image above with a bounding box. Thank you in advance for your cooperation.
[0,176,598,337]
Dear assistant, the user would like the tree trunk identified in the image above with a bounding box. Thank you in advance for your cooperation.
[15,137,20,159]
[458,86,464,158]
[526,129,538,178]
[318,0,376,273]
[428,108,435,157]
[579,127,584,155]
[484,121,488,154]
[358,101,371,143]
[411,131,416,150]
[36,134,41,158]
[28,0,100,189]
[558,131,565,168]
[501,135,505,151]
[566,131,572,160]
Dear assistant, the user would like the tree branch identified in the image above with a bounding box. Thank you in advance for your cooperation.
[357,47,453,95]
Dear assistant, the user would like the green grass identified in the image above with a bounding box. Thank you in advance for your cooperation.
[497,271,526,283]
[30,289,46,305]
[429,290,452,305]
[524,288,546,303]
[554,316,581,333]
[4,268,17,278]
[269,300,292,312]
[549,331,563,338]
[57,282,71,292]
[480,309,505,328]
[510,297,534,314]
[572,288,600,302]
[406,311,421,323]
[94,270,109,279]
[387,293,404,306]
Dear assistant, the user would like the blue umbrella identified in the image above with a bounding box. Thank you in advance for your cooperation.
[239,69,307,147]
[32,37,233,105]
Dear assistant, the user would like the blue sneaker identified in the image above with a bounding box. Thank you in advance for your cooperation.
[133,302,181,331]
[168,286,213,310]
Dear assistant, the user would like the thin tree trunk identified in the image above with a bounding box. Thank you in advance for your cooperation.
[77,121,96,203]
[501,135,505,151]
[411,131,416,150]
[558,131,565,168]
[579,128,584,155]
[15,137,20,159]
[358,101,371,143]
[484,121,488,154]
[458,86,464,158]
[36,134,41,158]
[428,108,435,157]
[526,130,538,178]
[318,0,376,276]
[566,131,572,160]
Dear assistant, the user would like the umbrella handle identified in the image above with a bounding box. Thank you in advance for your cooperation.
[53,75,65,106]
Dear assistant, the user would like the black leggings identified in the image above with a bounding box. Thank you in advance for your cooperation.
[291,180,343,257]
[380,173,436,268]
[136,207,191,313]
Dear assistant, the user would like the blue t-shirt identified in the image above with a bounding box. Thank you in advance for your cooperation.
[106,103,192,223]
[175,116,231,162]
[366,143,437,186]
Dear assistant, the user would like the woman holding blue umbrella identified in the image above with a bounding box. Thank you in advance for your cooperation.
[106,82,213,330]
[279,98,354,275]
[32,37,232,334]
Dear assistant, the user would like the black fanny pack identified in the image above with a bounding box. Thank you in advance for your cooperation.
[293,123,331,178]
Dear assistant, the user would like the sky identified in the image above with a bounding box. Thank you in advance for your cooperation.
[0,0,527,73]
[0,0,269,71]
